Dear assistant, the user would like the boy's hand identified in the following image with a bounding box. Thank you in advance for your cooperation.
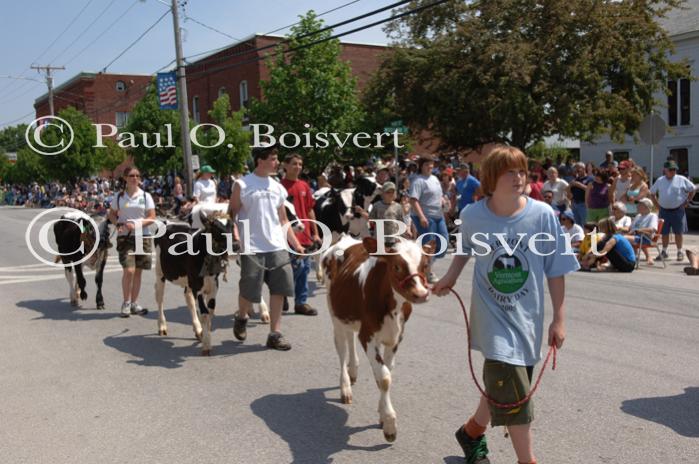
[548,319,566,348]
[431,275,456,296]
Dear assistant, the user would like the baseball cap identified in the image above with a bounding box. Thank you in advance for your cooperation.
[664,160,678,170]
[199,165,216,174]
[638,198,653,209]
[561,210,575,222]
[382,181,396,192]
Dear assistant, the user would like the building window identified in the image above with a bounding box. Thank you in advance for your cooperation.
[613,151,630,162]
[116,112,130,128]
[192,96,200,123]
[218,87,226,99]
[668,78,691,127]
[116,80,126,92]
[680,78,691,126]
[669,148,689,175]
[239,80,248,109]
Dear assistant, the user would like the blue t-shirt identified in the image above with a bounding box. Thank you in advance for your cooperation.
[459,197,580,366]
[456,175,481,212]
[612,234,636,262]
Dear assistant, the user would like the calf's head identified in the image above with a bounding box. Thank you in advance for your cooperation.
[362,237,435,304]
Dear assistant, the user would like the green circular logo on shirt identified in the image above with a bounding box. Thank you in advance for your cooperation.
[487,249,530,294]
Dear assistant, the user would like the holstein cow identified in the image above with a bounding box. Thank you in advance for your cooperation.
[155,208,232,355]
[322,235,435,442]
[53,211,112,309]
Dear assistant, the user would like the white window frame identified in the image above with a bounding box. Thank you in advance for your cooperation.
[115,80,126,92]
[115,111,130,128]
[192,96,200,123]
[218,86,226,99]
[239,80,248,109]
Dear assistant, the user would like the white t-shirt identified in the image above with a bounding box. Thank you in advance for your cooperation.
[631,212,659,233]
[110,188,155,236]
[543,179,569,206]
[562,223,584,242]
[650,175,695,209]
[193,178,217,203]
[614,215,632,230]
[236,173,288,253]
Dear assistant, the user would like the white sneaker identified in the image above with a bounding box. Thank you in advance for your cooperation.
[130,302,148,316]
[120,301,131,318]
[659,250,669,260]
[677,250,684,262]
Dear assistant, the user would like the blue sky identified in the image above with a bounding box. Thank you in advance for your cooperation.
[0,0,392,129]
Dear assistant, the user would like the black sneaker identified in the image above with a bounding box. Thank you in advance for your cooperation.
[455,426,490,464]
[233,315,248,341]
[294,304,318,316]
[266,331,291,351]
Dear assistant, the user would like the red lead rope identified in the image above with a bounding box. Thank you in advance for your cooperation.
[398,273,557,409]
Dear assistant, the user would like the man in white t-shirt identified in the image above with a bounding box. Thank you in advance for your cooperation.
[228,145,304,351]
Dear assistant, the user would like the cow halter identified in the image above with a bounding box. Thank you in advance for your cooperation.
[398,272,427,289]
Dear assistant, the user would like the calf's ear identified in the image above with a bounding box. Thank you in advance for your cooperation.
[423,239,437,256]
[362,237,378,254]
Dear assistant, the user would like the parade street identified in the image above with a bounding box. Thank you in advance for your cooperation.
[1,206,697,464]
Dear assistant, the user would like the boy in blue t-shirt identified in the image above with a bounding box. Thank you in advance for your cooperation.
[434,146,579,464]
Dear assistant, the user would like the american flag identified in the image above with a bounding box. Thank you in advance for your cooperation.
[157,72,178,109]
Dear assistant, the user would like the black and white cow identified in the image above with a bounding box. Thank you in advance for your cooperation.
[53,211,112,309]
[155,209,233,355]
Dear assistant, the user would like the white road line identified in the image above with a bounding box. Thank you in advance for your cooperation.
[0,256,120,272]
[0,267,123,285]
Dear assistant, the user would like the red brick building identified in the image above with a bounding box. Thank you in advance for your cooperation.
[184,34,389,124]
[34,72,151,127]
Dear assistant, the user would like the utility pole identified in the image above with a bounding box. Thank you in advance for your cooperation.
[170,0,194,196]
[31,65,65,116]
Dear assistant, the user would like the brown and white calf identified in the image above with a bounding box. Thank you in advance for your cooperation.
[322,235,435,442]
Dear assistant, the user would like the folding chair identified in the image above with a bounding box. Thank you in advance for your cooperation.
[633,218,666,269]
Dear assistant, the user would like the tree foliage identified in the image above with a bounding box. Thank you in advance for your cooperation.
[8,148,46,184]
[249,11,365,174]
[123,80,182,175]
[198,93,250,175]
[0,124,28,153]
[368,0,689,150]
[97,139,128,173]
[37,106,99,182]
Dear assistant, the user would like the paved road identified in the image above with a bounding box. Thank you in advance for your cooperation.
[1,206,697,463]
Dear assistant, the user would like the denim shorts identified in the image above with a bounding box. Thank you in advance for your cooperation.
[659,207,687,235]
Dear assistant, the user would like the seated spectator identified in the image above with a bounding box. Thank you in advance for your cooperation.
[560,210,584,251]
[625,198,658,265]
[612,201,632,233]
[581,218,636,272]
[579,222,605,262]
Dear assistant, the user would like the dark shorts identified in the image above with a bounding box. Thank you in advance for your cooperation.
[633,234,652,246]
[483,360,534,426]
[659,207,687,235]
[599,237,635,273]
[116,235,152,270]
[239,250,294,303]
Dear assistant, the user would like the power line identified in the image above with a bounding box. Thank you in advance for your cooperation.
[49,0,119,65]
[64,0,142,66]
[0,0,95,98]
[183,0,367,62]
[184,14,242,42]
[187,0,446,81]
[101,9,171,73]
[185,0,411,70]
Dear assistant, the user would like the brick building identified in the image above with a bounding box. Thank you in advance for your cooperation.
[34,72,151,128]
[184,34,389,124]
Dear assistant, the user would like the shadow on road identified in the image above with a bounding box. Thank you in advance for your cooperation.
[620,387,699,437]
[443,457,464,464]
[103,330,267,368]
[251,387,390,463]
[16,298,117,321]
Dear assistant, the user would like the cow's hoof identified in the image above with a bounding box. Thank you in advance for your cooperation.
[70,299,78,307]
[384,432,396,443]
[96,303,105,310]
[350,375,357,385]
[194,330,203,341]
[341,393,352,404]
[201,349,211,356]
[158,329,167,336]
[260,313,270,324]
[80,291,88,300]
[382,417,397,442]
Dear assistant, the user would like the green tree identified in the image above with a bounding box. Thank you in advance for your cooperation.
[37,106,99,182]
[198,94,250,175]
[9,148,46,184]
[0,152,12,181]
[249,11,365,174]
[369,0,689,150]
[0,124,28,153]
[96,139,128,173]
[123,80,182,175]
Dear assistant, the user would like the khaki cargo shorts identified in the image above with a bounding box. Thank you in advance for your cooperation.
[483,359,534,426]
[116,235,152,270]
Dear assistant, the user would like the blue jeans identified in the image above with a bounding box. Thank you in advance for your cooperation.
[571,202,587,225]
[291,255,311,306]
[412,215,449,258]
